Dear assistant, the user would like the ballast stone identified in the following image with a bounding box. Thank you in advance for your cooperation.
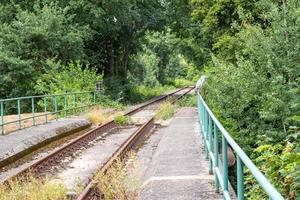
[0,117,91,167]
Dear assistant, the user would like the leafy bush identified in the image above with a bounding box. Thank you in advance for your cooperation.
[128,85,175,103]
[245,142,300,199]
[35,60,101,94]
[0,2,90,100]
[97,95,125,110]
[114,115,132,126]
[155,101,177,120]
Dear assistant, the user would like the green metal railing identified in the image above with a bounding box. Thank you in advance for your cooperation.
[197,92,284,200]
[0,91,100,135]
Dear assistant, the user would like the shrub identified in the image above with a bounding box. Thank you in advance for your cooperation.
[114,115,132,126]
[174,78,194,88]
[128,85,175,103]
[155,101,177,120]
[35,60,102,94]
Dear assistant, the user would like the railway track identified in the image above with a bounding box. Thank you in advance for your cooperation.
[76,87,194,200]
[1,87,192,186]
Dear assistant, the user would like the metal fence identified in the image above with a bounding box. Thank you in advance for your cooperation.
[0,91,99,134]
[197,92,284,200]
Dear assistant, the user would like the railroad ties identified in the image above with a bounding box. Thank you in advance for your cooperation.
[2,87,218,200]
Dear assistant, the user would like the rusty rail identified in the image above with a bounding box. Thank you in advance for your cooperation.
[2,87,191,183]
[76,87,194,200]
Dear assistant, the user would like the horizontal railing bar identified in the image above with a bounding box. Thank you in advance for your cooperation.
[0,104,96,126]
[0,91,95,102]
[198,92,284,200]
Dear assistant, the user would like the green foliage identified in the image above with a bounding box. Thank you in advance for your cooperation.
[201,0,300,198]
[114,115,131,126]
[245,142,300,199]
[128,85,175,103]
[133,48,160,87]
[35,60,101,94]
[177,95,197,107]
[0,1,90,99]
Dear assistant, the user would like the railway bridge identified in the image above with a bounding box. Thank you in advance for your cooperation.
[0,87,284,200]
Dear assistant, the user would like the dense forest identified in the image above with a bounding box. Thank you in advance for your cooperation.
[0,0,299,199]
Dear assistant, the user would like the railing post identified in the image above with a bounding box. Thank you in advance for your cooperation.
[44,97,48,123]
[205,110,209,160]
[17,99,21,129]
[54,96,58,121]
[1,101,4,134]
[208,117,213,174]
[237,156,244,200]
[214,124,219,193]
[32,97,35,126]
[222,135,229,194]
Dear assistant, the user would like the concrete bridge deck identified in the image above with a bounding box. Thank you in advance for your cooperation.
[138,108,222,200]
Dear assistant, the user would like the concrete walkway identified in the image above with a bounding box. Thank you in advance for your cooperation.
[0,117,91,167]
[138,108,222,200]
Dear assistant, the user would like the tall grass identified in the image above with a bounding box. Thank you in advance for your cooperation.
[0,176,67,200]
[177,94,197,107]
[128,85,175,103]
[95,154,140,200]
[155,101,177,120]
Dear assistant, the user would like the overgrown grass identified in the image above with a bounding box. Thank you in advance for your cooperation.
[98,95,126,110]
[95,154,140,200]
[177,94,197,107]
[128,85,175,103]
[88,107,109,125]
[166,78,194,88]
[114,115,132,126]
[155,101,177,120]
[0,176,67,200]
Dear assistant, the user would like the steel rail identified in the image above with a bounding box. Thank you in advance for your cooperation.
[76,87,194,200]
[1,87,191,184]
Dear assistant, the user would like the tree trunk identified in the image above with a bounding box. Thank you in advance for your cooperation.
[108,40,115,76]
[122,42,130,77]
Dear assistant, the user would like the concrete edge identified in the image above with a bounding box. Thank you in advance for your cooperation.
[0,123,91,168]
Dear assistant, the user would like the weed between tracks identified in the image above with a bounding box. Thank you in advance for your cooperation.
[0,175,67,200]
[114,115,132,126]
[88,107,123,125]
[95,153,140,200]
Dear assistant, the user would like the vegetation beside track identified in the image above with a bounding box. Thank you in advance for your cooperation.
[155,101,177,121]
[0,176,66,200]
[95,154,139,200]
